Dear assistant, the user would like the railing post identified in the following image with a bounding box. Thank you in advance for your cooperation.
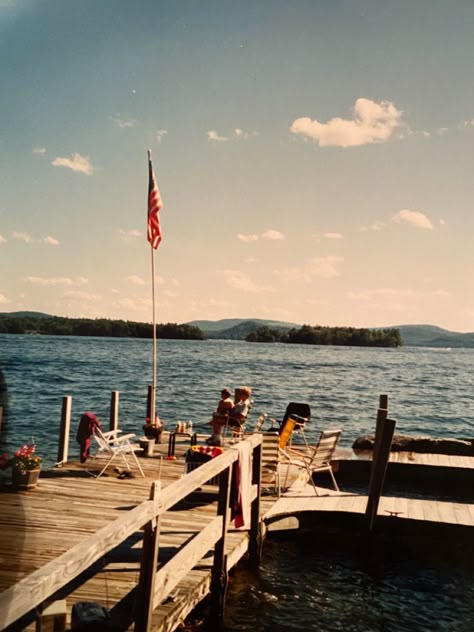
[209,463,232,629]
[134,481,161,632]
[57,396,72,466]
[248,439,263,565]
[109,390,119,432]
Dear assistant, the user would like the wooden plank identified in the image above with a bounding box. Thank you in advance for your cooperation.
[153,516,223,607]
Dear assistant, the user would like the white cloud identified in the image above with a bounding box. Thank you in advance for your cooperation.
[63,290,101,300]
[361,222,385,232]
[261,229,285,241]
[392,209,434,230]
[33,147,46,155]
[119,228,141,241]
[25,276,88,287]
[13,231,34,243]
[51,153,94,175]
[290,98,403,147]
[0,234,6,244]
[0,293,10,304]
[324,232,343,240]
[274,256,343,283]
[348,288,416,301]
[156,129,168,143]
[223,269,274,293]
[44,236,59,245]
[109,115,137,128]
[127,274,145,285]
[207,130,228,142]
[234,128,258,139]
[237,233,259,243]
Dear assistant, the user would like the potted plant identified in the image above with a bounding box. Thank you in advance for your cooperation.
[143,417,164,443]
[0,442,42,490]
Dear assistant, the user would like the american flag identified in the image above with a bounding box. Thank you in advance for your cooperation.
[147,150,163,249]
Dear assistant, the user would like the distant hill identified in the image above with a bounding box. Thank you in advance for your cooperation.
[394,324,474,348]
[1,311,51,319]
[187,318,299,333]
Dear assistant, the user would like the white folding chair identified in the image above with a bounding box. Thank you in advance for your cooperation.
[90,428,145,478]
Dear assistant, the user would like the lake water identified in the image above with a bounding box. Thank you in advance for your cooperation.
[1,335,473,466]
[1,335,474,631]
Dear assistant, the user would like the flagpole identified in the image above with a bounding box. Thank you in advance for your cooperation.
[150,242,157,425]
[146,148,163,426]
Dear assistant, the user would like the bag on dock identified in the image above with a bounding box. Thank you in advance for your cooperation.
[71,601,110,630]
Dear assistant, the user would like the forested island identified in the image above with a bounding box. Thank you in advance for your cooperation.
[0,313,401,347]
[246,324,402,347]
[0,314,204,340]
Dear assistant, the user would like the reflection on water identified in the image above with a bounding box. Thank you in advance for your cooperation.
[223,531,474,632]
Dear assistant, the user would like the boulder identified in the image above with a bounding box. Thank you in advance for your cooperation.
[352,433,474,456]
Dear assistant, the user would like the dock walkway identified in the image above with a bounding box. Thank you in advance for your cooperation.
[2,432,474,631]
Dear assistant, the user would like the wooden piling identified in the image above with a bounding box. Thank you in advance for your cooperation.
[379,393,388,410]
[365,414,396,532]
[109,390,119,432]
[209,465,232,629]
[135,481,161,632]
[57,396,72,466]
[249,441,263,564]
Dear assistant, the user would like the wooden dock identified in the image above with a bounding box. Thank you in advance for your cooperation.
[2,428,474,632]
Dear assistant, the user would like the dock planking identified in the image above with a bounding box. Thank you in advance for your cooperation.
[2,431,474,631]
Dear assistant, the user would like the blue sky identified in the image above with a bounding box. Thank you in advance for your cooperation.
[1,0,473,332]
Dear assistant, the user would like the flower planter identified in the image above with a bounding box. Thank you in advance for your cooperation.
[143,425,163,443]
[12,466,41,490]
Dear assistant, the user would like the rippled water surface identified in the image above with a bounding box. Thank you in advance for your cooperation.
[224,533,474,632]
[1,335,474,630]
[1,335,473,466]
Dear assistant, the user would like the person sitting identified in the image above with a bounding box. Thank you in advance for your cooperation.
[228,386,252,431]
[207,387,234,445]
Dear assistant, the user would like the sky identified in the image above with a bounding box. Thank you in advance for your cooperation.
[1,0,473,332]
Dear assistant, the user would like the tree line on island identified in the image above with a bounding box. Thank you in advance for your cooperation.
[245,324,401,347]
[0,314,402,347]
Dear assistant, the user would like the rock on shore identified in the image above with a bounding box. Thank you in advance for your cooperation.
[352,433,474,456]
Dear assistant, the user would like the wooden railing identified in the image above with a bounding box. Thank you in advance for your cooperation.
[0,433,263,632]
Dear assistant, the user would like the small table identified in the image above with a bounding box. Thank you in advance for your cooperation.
[168,431,197,458]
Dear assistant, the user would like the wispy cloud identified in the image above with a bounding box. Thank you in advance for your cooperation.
[44,236,59,245]
[274,256,343,283]
[261,229,284,240]
[234,128,258,139]
[33,147,46,155]
[237,233,259,243]
[0,234,6,244]
[12,232,60,244]
[0,293,10,304]
[223,269,274,293]
[392,209,434,230]
[290,98,403,147]
[360,222,385,232]
[156,129,168,143]
[238,229,285,242]
[109,115,137,128]
[324,232,343,240]
[127,274,146,286]
[13,231,34,243]
[207,130,228,142]
[51,153,94,175]
[119,228,141,241]
[63,290,101,300]
[25,276,88,287]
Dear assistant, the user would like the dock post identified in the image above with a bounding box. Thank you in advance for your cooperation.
[209,464,232,629]
[109,390,119,432]
[57,396,72,466]
[365,412,396,532]
[249,440,263,565]
[134,481,161,632]
[379,393,388,410]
